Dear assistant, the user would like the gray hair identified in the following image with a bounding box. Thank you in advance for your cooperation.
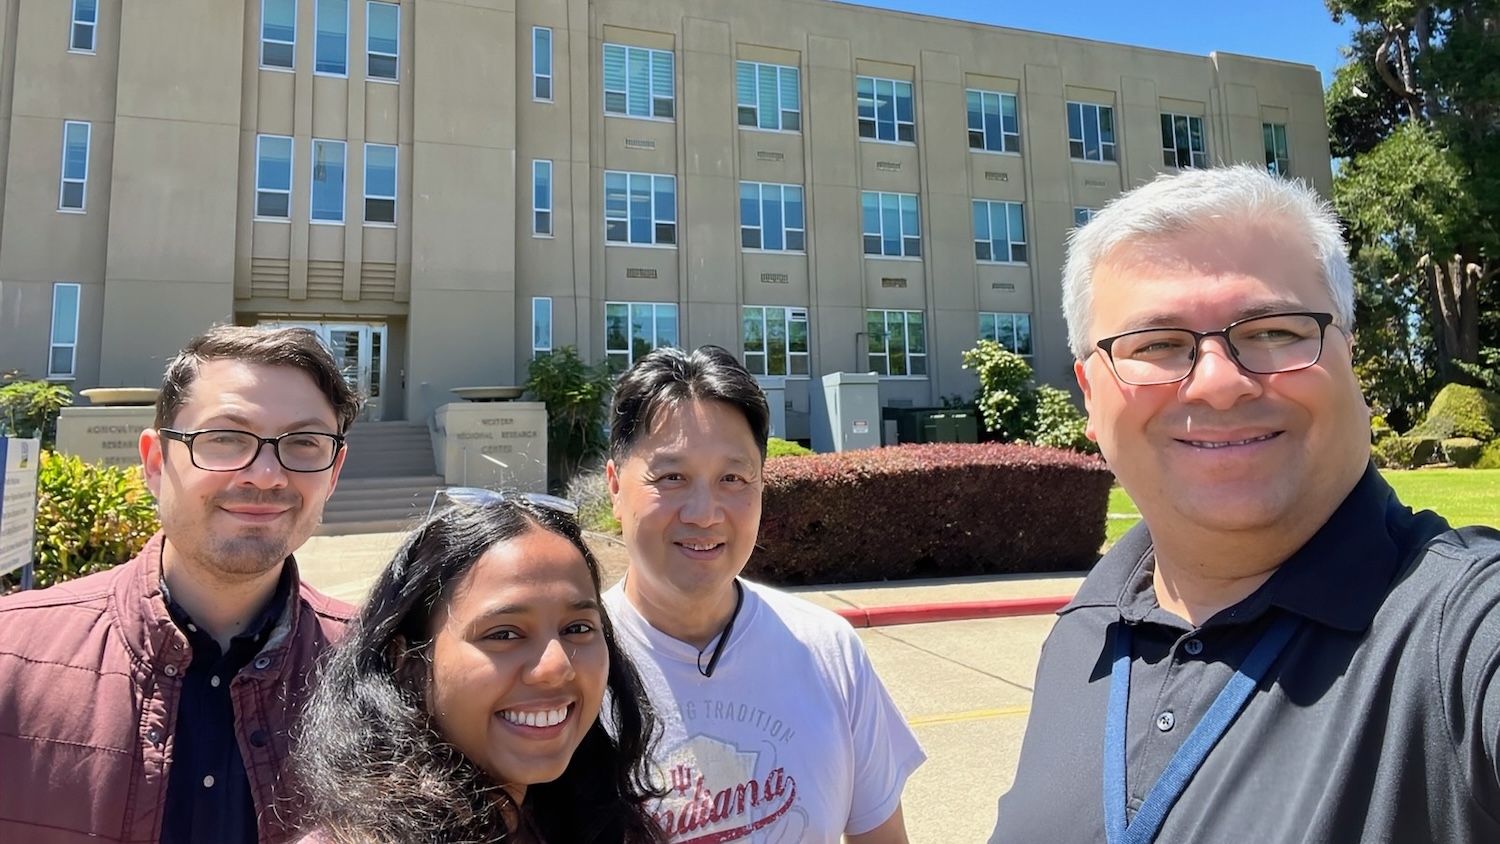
[1061,164,1353,360]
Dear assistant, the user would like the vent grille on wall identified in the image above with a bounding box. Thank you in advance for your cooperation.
[249,257,290,298]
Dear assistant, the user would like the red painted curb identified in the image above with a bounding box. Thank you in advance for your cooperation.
[835,596,1072,628]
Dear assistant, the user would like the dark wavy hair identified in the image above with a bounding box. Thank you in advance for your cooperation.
[294,497,667,843]
[609,344,770,462]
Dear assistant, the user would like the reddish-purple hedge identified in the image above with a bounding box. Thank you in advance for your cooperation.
[746,443,1114,586]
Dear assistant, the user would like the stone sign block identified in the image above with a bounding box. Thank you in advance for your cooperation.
[56,406,155,468]
[433,401,548,492]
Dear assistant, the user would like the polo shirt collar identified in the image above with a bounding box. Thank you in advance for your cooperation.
[1064,463,1403,633]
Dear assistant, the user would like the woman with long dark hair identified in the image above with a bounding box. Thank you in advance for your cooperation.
[294,489,666,843]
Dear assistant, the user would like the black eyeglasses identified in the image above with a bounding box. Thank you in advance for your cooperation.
[1094,311,1337,387]
[424,486,580,522]
[159,428,345,473]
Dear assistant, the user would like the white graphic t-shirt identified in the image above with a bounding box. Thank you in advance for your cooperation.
[604,580,925,844]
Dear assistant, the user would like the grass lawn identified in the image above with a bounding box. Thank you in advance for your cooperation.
[1104,468,1500,548]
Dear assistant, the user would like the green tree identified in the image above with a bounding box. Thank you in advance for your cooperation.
[0,373,74,449]
[961,341,1096,454]
[1326,1,1500,391]
[523,347,616,492]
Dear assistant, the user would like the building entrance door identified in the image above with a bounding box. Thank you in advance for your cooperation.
[260,322,387,421]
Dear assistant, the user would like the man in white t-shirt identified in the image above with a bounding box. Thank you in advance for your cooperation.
[603,345,925,844]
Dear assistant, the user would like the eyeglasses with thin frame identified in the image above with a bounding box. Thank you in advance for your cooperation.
[1094,311,1338,387]
[424,486,581,522]
[158,428,345,473]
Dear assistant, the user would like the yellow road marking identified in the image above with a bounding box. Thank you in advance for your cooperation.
[909,705,1031,727]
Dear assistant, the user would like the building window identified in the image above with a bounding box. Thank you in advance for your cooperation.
[736,61,800,131]
[1161,113,1207,169]
[857,76,915,143]
[261,0,296,68]
[979,312,1033,357]
[1074,207,1098,227]
[532,297,552,356]
[71,0,97,52]
[861,191,921,258]
[967,90,1020,154]
[973,200,1027,263]
[867,310,926,377]
[605,302,678,369]
[364,143,396,224]
[255,135,293,218]
[49,283,82,379]
[605,171,675,246]
[743,306,809,377]
[311,139,346,222]
[533,160,552,236]
[533,27,553,101]
[315,0,348,75]
[367,2,399,80]
[1264,122,1290,176]
[1067,102,1116,162]
[58,121,90,212]
[603,44,674,119]
[740,182,804,252]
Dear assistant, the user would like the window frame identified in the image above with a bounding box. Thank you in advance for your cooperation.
[1066,101,1117,163]
[966,89,1020,154]
[58,121,90,213]
[532,297,553,357]
[604,301,679,370]
[1160,112,1208,169]
[736,60,801,132]
[604,170,676,247]
[972,199,1028,264]
[532,159,553,237]
[978,311,1034,357]
[70,0,97,53]
[363,142,397,226]
[861,191,922,258]
[857,75,916,144]
[310,138,347,224]
[740,182,805,253]
[602,43,675,121]
[366,1,399,81]
[49,282,82,379]
[1073,207,1099,227]
[314,0,349,77]
[533,27,553,102]
[1264,122,1290,176]
[260,0,296,70]
[255,134,294,220]
[742,305,810,378]
[866,309,927,378]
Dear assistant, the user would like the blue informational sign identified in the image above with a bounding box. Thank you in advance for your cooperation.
[0,437,41,577]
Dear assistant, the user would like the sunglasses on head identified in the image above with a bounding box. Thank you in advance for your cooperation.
[423,486,581,522]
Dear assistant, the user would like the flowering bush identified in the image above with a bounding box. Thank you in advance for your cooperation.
[23,452,160,590]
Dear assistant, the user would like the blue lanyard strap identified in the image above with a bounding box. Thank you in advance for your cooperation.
[1104,613,1302,844]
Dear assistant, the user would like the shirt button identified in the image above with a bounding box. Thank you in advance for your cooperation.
[147,729,162,745]
[1156,711,1176,732]
[210,676,221,688]
[250,729,270,748]
[1184,638,1204,656]
[163,664,178,677]
[254,656,271,670]
[187,624,197,633]
[203,775,215,788]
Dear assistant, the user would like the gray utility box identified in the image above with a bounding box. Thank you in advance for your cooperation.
[821,371,882,452]
[757,376,787,439]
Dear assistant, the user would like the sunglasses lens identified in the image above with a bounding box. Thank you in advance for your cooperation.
[523,492,580,516]
[435,487,579,517]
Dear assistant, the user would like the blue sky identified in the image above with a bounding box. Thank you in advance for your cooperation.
[845,0,1356,84]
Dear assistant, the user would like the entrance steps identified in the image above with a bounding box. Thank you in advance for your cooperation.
[317,422,443,535]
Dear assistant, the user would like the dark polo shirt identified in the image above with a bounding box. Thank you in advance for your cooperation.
[991,464,1500,843]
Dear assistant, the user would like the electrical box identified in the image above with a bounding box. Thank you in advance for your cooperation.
[821,371,882,452]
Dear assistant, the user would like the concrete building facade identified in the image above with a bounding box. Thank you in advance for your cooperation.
[0,0,1330,445]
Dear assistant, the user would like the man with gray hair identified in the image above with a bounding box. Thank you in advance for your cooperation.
[990,165,1499,842]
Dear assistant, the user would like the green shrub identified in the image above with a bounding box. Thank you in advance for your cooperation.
[1476,440,1500,470]
[1372,435,1421,469]
[1404,383,1500,442]
[1442,437,1486,468]
[24,452,160,590]
[562,464,619,535]
[0,375,73,449]
[1371,415,1394,443]
[766,437,812,458]
[751,443,1113,585]
[1030,386,1092,452]
[961,341,1097,454]
[524,347,616,493]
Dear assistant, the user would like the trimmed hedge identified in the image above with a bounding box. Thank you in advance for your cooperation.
[766,437,813,458]
[1442,437,1485,468]
[1477,440,1500,470]
[1405,383,1500,442]
[747,443,1113,585]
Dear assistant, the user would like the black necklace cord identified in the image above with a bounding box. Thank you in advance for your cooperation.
[697,580,745,678]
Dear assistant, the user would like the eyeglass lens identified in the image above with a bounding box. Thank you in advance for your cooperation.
[189,430,340,472]
[1107,313,1327,386]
